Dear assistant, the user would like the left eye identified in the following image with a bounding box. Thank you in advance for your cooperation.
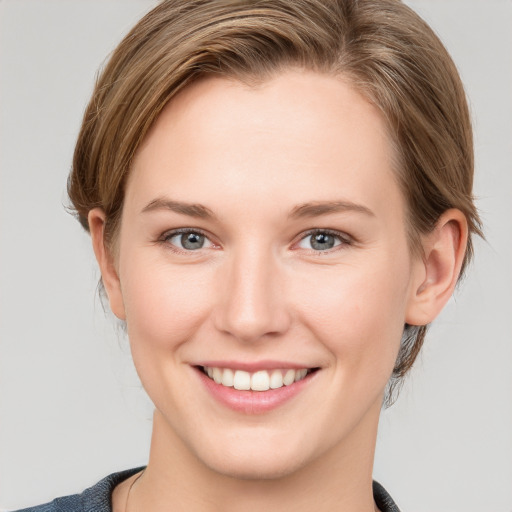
[297,231,345,251]
[165,230,213,251]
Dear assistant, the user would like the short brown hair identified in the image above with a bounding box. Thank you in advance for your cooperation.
[68,0,482,404]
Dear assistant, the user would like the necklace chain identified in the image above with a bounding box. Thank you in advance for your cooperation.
[123,468,380,511]
[125,469,145,512]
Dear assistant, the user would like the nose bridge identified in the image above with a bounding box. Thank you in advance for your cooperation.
[214,241,290,342]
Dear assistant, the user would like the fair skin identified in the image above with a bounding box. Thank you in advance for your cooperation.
[89,70,467,511]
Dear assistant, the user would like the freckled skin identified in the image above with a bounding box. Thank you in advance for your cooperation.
[94,70,462,511]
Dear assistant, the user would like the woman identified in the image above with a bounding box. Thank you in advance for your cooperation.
[10,1,483,510]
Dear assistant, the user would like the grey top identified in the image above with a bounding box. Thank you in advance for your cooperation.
[13,467,401,511]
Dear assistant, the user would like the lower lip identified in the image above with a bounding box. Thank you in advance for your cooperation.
[195,368,317,414]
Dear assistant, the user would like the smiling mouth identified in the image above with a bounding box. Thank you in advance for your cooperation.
[199,366,319,392]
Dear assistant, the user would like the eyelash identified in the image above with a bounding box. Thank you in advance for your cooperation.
[158,228,352,255]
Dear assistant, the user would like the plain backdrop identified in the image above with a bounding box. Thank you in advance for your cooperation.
[0,1,511,510]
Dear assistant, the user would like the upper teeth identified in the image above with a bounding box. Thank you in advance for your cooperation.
[204,367,309,391]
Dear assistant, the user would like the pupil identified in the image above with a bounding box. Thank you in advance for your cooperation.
[181,233,204,250]
[312,233,334,250]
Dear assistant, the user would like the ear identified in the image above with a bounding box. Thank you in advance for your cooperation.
[88,208,126,320]
[406,209,468,326]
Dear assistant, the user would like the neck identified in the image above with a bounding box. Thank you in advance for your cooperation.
[131,402,382,512]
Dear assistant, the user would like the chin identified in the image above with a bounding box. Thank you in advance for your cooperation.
[190,429,316,482]
[203,450,309,481]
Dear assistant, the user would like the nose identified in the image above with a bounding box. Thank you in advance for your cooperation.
[213,245,292,343]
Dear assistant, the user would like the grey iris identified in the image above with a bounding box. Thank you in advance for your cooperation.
[181,232,204,250]
[311,232,335,250]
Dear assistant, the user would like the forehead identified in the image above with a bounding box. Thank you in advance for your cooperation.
[128,69,403,222]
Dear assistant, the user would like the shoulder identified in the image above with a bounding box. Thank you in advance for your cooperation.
[11,494,81,512]
[373,480,402,512]
[10,467,145,512]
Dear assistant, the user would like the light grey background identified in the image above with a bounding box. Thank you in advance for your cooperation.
[0,1,511,510]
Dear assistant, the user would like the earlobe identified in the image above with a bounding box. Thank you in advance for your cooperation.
[406,209,468,326]
[88,208,126,320]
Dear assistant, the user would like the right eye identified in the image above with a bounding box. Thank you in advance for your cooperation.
[162,229,214,252]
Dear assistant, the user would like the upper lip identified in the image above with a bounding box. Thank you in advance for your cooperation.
[194,360,318,372]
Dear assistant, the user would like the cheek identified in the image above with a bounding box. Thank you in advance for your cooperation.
[119,253,214,351]
[292,254,411,371]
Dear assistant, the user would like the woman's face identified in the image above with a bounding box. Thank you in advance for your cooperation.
[107,70,425,479]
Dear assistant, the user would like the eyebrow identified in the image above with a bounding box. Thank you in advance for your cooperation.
[288,200,375,219]
[141,198,217,219]
[141,197,374,220]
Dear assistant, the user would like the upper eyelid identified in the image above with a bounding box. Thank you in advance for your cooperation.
[161,227,212,240]
[297,228,350,241]
[293,228,352,246]
[160,227,349,238]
